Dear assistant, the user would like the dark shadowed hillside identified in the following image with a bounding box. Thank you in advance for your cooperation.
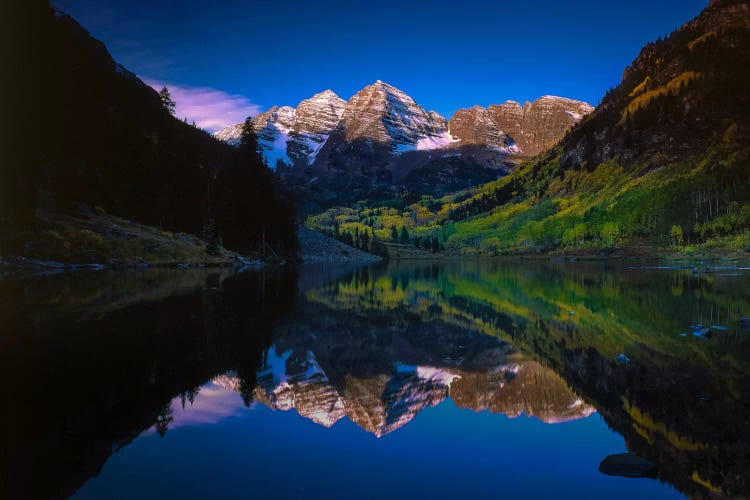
[1,2,296,259]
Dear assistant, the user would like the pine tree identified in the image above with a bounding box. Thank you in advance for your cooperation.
[159,86,176,115]
[400,226,410,245]
[431,237,440,254]
[201,217,221,256]
[390,226,399,241]
[239,116,264,165]
[370,236,388,258]
[155,404,174,437]
[215,114,274,253]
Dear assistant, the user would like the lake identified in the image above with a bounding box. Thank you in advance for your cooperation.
[2,260,748,499]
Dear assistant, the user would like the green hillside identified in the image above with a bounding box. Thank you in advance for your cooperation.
[307,0,750,258]
[306,260,750,496]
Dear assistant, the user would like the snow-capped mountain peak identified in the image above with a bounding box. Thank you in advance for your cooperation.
[335,80,451,154]
[288,89,346,165]
[213,82,593,171]
[213,89,346,168]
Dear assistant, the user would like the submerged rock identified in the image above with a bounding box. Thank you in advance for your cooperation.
[690,324,713,339]
[615,353,630,364]
[599,453,658,478]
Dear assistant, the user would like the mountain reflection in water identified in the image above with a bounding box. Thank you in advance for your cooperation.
[1,260,748,499]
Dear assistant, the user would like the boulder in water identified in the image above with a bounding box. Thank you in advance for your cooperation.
[688,324,714,338]
[598,453,657,478]
[615,353,630,364]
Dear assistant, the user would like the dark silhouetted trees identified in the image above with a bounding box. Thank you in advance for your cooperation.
[400,226,410,244]
[214,117,297,256]
[159,86,175,115]
[4,5,297,258]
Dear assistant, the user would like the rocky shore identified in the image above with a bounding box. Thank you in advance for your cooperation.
[296,226,381,264]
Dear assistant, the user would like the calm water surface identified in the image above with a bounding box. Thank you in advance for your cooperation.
[2,260,748,499]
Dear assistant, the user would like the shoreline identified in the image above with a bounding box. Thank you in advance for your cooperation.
[4,250,747,274]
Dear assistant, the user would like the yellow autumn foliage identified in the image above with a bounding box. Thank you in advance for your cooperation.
[630,75,652,97]
[688,31,717,51]
[626,72,702,115]
[691,471,722,493]
[624,398,706,451]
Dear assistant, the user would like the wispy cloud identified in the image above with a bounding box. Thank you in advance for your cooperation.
[145,80,263,132]
[167,382,250,429]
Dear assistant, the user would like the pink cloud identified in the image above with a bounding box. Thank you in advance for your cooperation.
[146,380,252,433]
[146,80,263,132]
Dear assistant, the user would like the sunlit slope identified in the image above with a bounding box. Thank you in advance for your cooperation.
[308,1,750,256]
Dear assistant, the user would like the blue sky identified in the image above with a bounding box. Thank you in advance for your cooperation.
[55,0,708,130]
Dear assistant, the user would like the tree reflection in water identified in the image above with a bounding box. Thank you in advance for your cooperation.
[1,260,748,498]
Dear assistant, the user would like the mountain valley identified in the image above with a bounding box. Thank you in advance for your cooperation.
[307,0,750,258]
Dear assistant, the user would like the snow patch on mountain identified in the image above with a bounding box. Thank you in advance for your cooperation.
[416,131,459,151]
[490,143,521,155]
[290,132,332,165]
[566,110,584,121]
[416,366,462,385]
[258,345,293,388]
[213,123,243,146]
[262,122,293,168]
[395,363,461,386]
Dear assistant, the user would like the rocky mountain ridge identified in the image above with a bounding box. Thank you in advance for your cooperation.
[214,82,592,171]
[213,345,594,437]
[449,96,594,157]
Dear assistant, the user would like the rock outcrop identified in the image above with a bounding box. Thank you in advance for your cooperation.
[449,96,594,157]
[449,105,510,151]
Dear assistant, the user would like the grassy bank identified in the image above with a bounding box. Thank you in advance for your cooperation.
[0,208,244,269]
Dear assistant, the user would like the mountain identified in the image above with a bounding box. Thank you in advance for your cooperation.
[310,0,750,256]
[288,90,347,164]
[214,81,453,166]
[1,3,296,260]
[439,0,750,255]
[214,90,346,167]
[214,82,592,203]
[449,96,594,157]
[215,347,593,437]
[321,80,452,153]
